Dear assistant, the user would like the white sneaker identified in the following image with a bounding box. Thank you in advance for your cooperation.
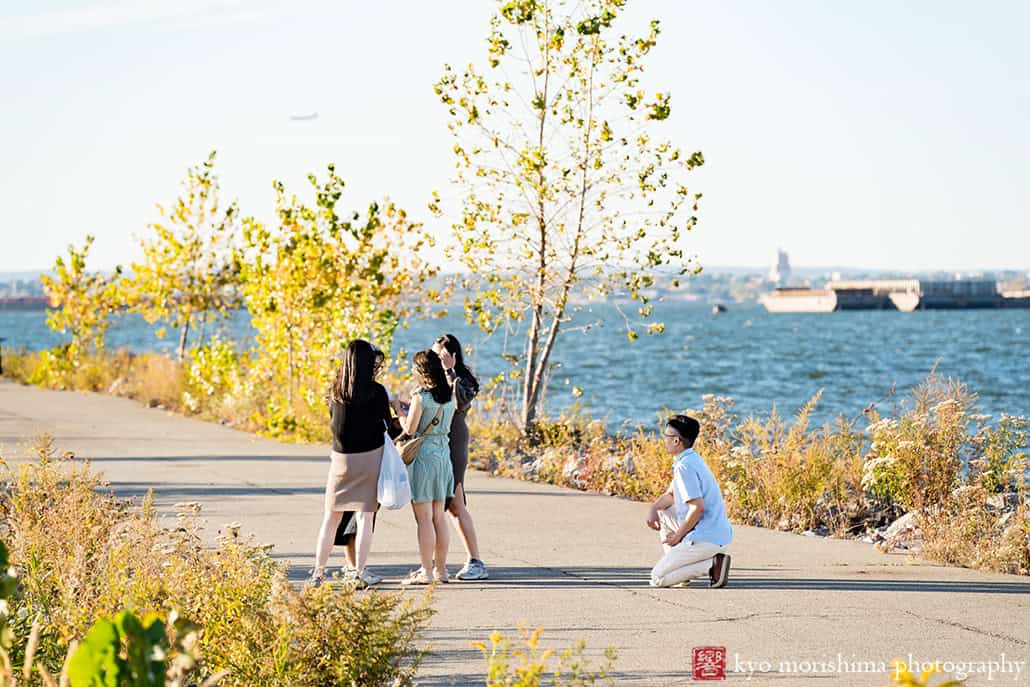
[354,569,382,589]
[455,559,489,581]
[401,568,433,586]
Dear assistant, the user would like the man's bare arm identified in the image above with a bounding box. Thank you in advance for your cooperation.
[646,491,676,530]
[671,498,705,544]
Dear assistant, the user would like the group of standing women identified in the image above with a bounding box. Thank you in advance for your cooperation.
[309,335,488,588]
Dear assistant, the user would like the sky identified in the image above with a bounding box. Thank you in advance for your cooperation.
[2,0,1029,274]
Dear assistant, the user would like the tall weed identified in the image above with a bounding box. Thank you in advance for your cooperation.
[0,437,433,684]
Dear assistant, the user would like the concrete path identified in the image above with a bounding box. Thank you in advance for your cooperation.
[0,379,1027,686]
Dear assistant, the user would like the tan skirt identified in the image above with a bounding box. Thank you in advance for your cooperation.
[325,446,383,512]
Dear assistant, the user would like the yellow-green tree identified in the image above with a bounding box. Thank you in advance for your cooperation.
[126,152,240,363]
[435,0,704,434]
[40,235,123,363]
[237,165,436,438]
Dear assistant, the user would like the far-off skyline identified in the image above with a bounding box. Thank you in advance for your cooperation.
[2,0,1029,273]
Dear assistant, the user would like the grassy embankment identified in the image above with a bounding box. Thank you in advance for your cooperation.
[2,348,1028,576]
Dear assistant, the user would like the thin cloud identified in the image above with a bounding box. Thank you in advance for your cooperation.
[165,6,303,32]
[0,0,301,38]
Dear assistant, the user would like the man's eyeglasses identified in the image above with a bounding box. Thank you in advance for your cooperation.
[663,432,681,439]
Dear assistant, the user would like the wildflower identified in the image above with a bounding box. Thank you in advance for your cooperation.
[861,456,896,490]
[866,418,898,435]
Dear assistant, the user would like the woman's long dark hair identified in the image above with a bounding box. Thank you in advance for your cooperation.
[329,339,378,405]
[435,333,479,394]
[414,349,452,404]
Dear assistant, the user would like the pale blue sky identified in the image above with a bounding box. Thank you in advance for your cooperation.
[2,0,1028,273]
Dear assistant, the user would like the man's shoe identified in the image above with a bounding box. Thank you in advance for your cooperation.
[434,567,450,584]
[455,559,489,581]
[709,553,731,589]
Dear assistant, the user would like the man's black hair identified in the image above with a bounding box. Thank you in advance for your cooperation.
[667,414,700,447]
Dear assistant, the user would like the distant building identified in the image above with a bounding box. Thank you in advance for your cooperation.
[769,249,791,285]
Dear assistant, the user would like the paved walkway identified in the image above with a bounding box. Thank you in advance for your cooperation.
[0,380,1027,686]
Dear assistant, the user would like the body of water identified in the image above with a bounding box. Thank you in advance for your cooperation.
[2,303,1028,428]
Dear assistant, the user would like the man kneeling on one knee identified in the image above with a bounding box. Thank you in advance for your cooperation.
[646,414,733,588]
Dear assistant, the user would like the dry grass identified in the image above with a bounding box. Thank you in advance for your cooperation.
[468,393,868,536]
[469,374,1028,575]
[919,486,1030,575]
[716,395,867,534]
[3,349,183,410]
[5,347,1027,575]
[0,435,433,684]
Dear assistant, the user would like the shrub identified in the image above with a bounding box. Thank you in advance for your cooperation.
[863,374,975,512]
[475,627,616,687]
[66,609,221,687]
[182,337,248,417]
[0,436,434,684]
[1,351,44,386]
[884,660,963,687]
[118,352,183,410]
[246,583,432,687]
[469,370,1027,574]
[7,348,183,411]
[716,394,866,534]
[470,393,868,536]
[918,481,1030,575]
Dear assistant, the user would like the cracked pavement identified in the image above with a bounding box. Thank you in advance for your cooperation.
[1,380,1027,686]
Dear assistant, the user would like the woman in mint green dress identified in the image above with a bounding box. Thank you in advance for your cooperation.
[397,350,455,585]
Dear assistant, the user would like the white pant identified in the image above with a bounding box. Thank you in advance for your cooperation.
[650,507,727,588]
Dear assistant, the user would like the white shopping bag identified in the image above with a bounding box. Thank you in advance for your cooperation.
[378,432,412,509]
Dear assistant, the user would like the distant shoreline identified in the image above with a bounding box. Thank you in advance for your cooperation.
[0,296,49,311]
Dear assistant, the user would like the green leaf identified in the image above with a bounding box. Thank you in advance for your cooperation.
[68,618,122,687]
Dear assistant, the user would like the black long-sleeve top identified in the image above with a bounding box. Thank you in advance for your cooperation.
[329,382,392,454]
[445,367,479,418]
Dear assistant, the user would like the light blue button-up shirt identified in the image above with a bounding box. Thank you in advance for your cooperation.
[670,448,733,546]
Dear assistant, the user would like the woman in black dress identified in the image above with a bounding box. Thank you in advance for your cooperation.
[433,334,489,580]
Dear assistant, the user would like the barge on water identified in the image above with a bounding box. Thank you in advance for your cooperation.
[761,279,1030,313]
[0,296,50,311]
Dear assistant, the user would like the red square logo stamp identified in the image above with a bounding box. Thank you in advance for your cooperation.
[692,646,727,681]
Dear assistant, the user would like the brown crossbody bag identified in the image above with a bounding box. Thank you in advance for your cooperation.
[397,401,445,466]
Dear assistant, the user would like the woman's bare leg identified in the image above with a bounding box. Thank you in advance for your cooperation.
[315,510,345,574]
[447,483,480,561]
[412,502,436,573]
[355,511,375,572]
[432,500,450,575]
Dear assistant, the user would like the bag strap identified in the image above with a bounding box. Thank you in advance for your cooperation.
[410,397,445,440]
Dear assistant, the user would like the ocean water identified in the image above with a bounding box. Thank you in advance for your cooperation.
[2,303,1028,428]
